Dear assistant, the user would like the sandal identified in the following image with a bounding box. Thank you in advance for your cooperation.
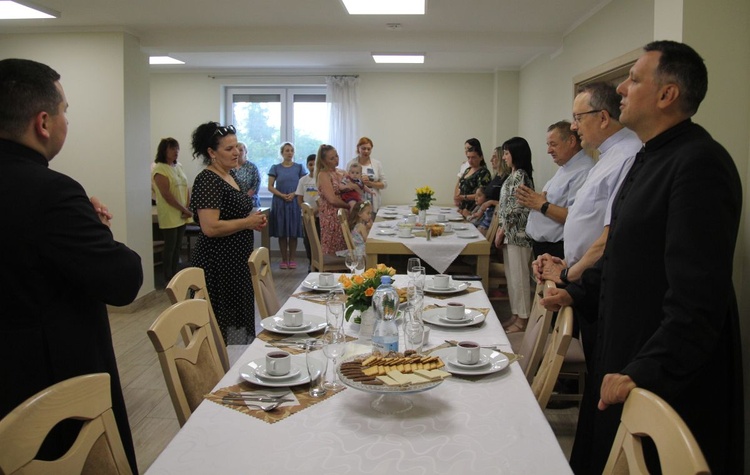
[504,316,527,334]
[288,261,297,269]
[279,262,288,269]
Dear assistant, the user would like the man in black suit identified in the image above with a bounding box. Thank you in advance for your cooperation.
[0,58,143,473]
[542,41,744,474]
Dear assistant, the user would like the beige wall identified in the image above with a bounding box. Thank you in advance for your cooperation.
[0,31,154,297]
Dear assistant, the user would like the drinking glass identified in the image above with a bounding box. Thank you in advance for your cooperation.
[407,258,422,280]
[412,265,426,292]
[321,326,346,390]
[406,280,424,317]
[354,253,365,274]
[402,306,425,355]
[305,340,328,397]
[344,251,357,275]
[326,289,346,330]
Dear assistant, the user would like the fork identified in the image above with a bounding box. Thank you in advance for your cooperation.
[227,390,292,399]
[220,399,283,411]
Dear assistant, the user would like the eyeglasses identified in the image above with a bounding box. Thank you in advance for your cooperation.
[572,110,603,124]
[213,124,236,137]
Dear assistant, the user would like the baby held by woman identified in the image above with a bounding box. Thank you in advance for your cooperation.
[340,162,375,210]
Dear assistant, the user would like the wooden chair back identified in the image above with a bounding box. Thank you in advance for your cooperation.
[338,208,356,252]
[301,203,348,272]
[147,299,225,427]
[531,305,574,409]
[248,246,280,318]
[517,280,556,382]
[603,388,710,475]
[0,373,132,475]
[484,210,500,242]
[166,267,230,372]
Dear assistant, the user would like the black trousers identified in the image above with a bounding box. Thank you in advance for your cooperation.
[531,239,564,260]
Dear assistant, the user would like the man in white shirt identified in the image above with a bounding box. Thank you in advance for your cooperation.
[535,82,643,286]
[517,121,593,259]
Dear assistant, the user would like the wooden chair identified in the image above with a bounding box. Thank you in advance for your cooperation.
[508,280,555,383]
[147,299,225,427]
[0,373,132,475]
[603,388,710,475]
[337,208,356,252]
[166,267,230,372]
[301,203,348,272]
[531,305,574,409]
[248,246,281,318]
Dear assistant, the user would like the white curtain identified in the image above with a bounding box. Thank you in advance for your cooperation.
[326,76,359,163]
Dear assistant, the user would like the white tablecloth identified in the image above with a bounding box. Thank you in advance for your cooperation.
[146,274,571,475]
[371,206,485,273]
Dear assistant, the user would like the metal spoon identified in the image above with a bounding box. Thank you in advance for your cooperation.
[227,390,291,399]
[221,399,282,411]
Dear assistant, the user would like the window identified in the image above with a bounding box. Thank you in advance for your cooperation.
[225,87,328,199]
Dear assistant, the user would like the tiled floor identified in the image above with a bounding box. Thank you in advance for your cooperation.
[112,252,576,473]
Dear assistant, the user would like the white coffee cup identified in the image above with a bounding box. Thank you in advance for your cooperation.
[407,215,417,224]
[266,351,291,376]
[445,301,466,320]
[443,223,453,232]
[319,272,335,287]
[283,308,304,327]
[432,274,450,289]
[437,213,447,222]
[457,341,480,365]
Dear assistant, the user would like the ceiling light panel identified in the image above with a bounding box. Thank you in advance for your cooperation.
[342,0,425,15]
[149,56,185,65]
[0,1,58,19]
[372,54,425,64]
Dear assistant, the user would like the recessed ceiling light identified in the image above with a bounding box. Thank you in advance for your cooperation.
[372,54,425,64]
[342,0,425,15]
[149,56,185,65]
[0,1,59,19]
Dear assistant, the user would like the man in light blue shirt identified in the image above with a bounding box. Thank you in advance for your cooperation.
[517,121,594,259]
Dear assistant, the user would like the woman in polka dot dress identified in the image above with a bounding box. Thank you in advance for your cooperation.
[189,122,268,344]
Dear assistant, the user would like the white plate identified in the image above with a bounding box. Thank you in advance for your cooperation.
[399,235,415,239]
[448,216,465,222]
[423,281,469,294]
[383,212,398,216]
[301,279,343,292]
[255,364,302,380]
[240,357,313,387]
[439,315,473,324]
[377,229,396,236]
[380,216,397,220]
[440,207,453,211]
[457,232,480,239]
[384,205,397,209]
[336,354,443,394]
[376,222,394,228]
[446,353,491,369]
[422,308,485,327]
[430,348,510,376]
[451,225,470,231]
[260,314,327,335]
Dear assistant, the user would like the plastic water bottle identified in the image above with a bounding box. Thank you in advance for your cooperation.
[372,275,399,354]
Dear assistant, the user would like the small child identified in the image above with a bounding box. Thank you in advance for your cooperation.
[296,154,319,271]
[465,187,488,228]
[348,200,373,256]
[340,162,375,210]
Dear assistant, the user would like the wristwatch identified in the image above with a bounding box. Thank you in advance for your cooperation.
[540,202,550,215]
[560,267,570,285]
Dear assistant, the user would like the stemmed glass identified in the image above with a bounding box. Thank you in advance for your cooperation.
[321,326,346,390]
[345,251,358,276]
[407,258,422,280]
[354,253,365,274]
[411,265,426,293]
[326,289,346,330]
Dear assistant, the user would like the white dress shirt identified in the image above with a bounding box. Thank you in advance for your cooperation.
[526,150,594,243]
[563,128,642,265]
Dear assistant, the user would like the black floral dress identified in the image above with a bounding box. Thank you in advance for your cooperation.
[190,169,255,344]
[457,166,491,211]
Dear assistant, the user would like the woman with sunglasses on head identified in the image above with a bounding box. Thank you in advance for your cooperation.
[190,122,267,344]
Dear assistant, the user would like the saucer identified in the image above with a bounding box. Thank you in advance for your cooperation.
[274,321,312,331]
[438,315,473,324]
[451,225,470,231]
[378,229,396,236]
[457,232,479,239]
[448,216,465,222]
[255,364,302,380]
[422,308,485,327]
[423,281,469,294]
[301,279,343,291]
[429,348,510,376]
[260,314,327,335]
[446,353,491,369]
[240,358,312,387]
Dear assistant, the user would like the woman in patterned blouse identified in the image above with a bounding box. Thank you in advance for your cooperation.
[455,143,491,212]
[494,137,535,333]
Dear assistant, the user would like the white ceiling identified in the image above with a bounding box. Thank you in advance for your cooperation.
[3,0,610,73]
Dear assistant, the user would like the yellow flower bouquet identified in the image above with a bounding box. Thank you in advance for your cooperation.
[414,185,436,211]
[338,264,396,322]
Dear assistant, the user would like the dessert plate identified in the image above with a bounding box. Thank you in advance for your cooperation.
[423,281,469,294]
[260,314,327,335]
[254,364,302,380]
[301,278,342,291]
[422,308,485,327]
[430,348,509,376]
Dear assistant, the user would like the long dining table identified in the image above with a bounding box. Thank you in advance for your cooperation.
[146,273,571,474]
[366,206,491,291]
